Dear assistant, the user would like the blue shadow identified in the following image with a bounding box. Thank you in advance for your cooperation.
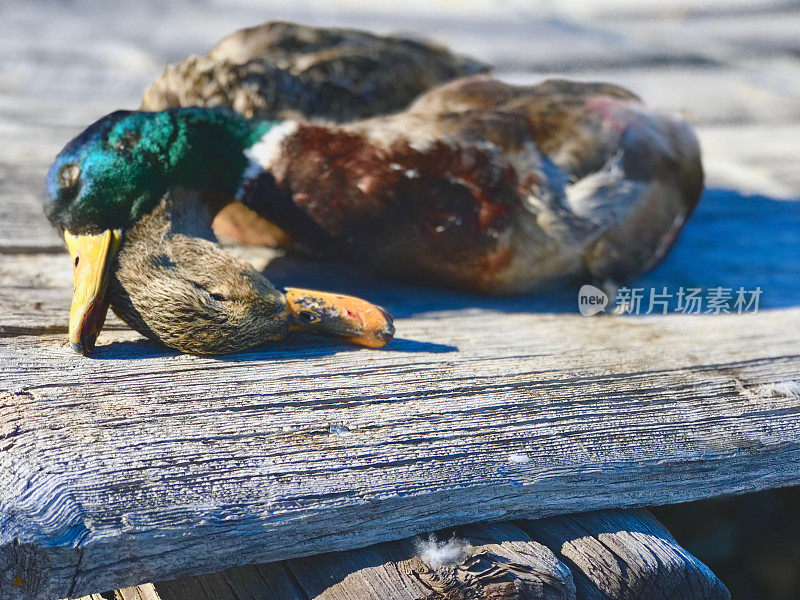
[638,189,799,310]
[265,188,799,316]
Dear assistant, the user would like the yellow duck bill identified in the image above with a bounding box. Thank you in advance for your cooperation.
[64,228,123,354]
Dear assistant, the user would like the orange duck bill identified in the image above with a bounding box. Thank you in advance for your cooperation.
[284,288,394,348]
[64,228,122,354]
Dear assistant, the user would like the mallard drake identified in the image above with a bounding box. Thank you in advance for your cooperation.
[45,75,701,355]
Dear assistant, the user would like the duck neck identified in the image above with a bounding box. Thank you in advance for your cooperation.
[233,119,339,253]
[161,109,276,204]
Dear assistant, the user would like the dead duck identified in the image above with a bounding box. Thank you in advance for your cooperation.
[44,75,701,355]
[141,20,489,122]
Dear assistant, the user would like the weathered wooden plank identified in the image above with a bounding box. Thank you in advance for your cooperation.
[695,124,800,199]
[0,2,798,600]
[606,11,800,60]
[283,522,574,600]
[559,0,794,20]
[154,563,305,600]
[520,509,730,599]
[75,510,727,600]
[1,303,799,599]
[115,586,158,600]
[0,0,705,89]
[0,252,132,336]
[0,163,62,253]
[115,583,159,600]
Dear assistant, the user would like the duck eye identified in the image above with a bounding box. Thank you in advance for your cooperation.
[297,310,320,324]
[59,164,81,190]
[114,131,141,152]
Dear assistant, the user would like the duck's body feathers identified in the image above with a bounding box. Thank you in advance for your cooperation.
[236,76,702,292]
[142,21,489,122]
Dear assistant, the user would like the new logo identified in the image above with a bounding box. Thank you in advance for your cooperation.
[578,284,608,316]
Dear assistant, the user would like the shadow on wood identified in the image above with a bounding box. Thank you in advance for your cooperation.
[239,189,800,316]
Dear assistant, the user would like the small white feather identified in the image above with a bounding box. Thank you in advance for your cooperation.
[415,534,471,568]
[772,381,800,400]
[508,452,531,464]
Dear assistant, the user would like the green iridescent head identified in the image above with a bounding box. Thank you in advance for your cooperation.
[44,108,268,235]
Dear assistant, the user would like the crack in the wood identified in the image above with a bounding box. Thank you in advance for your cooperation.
[0,245,66,256]
[0,325,69,338]
[67,547,85,599]
[280,561,312,600]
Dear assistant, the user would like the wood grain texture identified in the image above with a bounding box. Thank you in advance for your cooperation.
[0,163,63,253]
[1,302,799,599]
[72,510,728,600]
[285,521,574,600]
[154,563,305,600]
[520,510,730,600]
[2,1,800,599]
